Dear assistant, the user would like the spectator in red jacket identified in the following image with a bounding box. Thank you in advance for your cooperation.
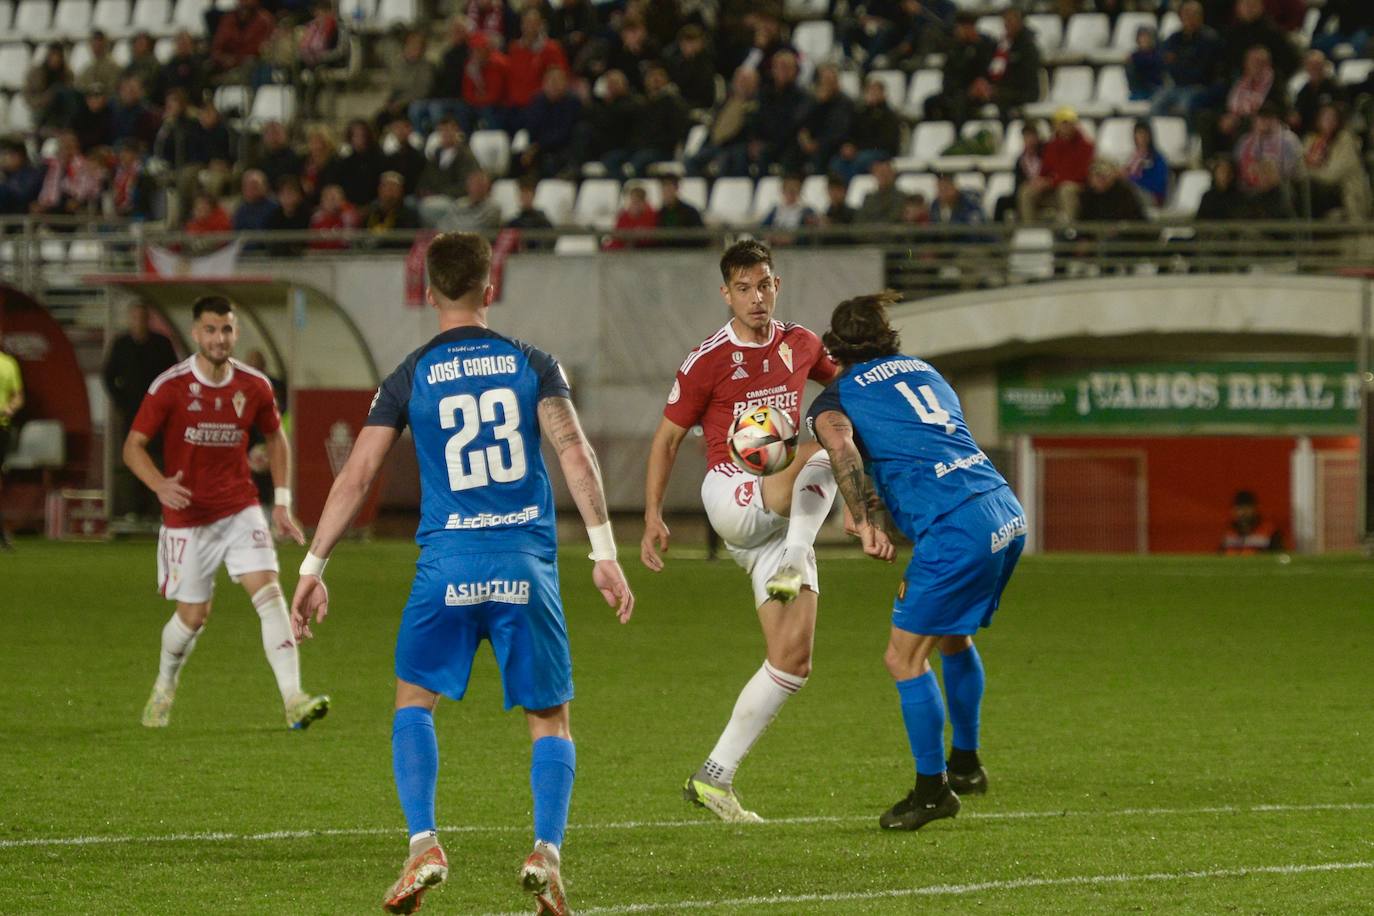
[185,191,232,233]
[211,0,276,83]
[604,184,657,249]
[461,32,510,133]
[506,8,568,114]
[309,183,360,250]
[1018,106,1095,223]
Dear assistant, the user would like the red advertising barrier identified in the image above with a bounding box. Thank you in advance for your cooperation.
[293,389,383,529]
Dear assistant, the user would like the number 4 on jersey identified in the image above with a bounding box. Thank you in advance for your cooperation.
[895,381,956,434]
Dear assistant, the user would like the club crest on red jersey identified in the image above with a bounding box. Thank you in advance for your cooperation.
[232,390,247,418]
[778,342,794,373]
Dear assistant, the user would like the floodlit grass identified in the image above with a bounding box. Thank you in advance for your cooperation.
[1,540,1371,913]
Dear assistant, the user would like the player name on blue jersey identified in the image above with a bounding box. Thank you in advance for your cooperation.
[425,354,520,385]
[850,357,937,386]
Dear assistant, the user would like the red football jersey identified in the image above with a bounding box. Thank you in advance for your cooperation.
[664,319,837,469]
[131,356,281,528]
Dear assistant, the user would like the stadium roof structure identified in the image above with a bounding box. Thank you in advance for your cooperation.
[85,275,381,392]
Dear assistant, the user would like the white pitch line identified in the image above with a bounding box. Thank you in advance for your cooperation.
[478,861,1374,916]
[1,802,1372,851]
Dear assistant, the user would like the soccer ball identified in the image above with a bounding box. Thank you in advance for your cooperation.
[728,404,798,476]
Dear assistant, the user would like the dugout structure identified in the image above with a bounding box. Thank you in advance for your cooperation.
[89,276,383,530]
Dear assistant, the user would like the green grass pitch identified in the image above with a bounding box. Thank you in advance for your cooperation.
[1,540,1372,914]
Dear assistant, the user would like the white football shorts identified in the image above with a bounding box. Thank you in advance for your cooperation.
[157,504,279,604]
[700,463,819,608]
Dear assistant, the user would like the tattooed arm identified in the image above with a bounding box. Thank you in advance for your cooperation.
[537,396,635,622]
[812,409,895,563]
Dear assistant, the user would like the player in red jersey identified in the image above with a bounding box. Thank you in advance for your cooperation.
[124,296,329,730]
[641,240,840,822]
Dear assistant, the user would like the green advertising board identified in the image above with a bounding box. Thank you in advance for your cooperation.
[999,362,1362,434]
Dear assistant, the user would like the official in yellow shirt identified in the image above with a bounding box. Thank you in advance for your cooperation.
[0,335,24,550]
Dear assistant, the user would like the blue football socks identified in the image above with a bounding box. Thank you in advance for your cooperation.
[941,644,986,754]
[895,670,947,777]
[392,706,439,837]
[530,736,576,848]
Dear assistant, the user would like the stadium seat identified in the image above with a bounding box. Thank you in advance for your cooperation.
[1165,168,1211,217]
[677,176,708,210]
[154,35,174,61]
[1025,66,1097,118]
[0,45,29,90]
[69,40,93,75]
[213,84,250,118]
[0,0,12,32]
[553,235,597,255]
[897,172,936,202]
[112,38,131,65]
[837,69,861,99]
[908,120,955,167]
[706,176,753,225]
[784,0,828,18]
[954,171,985,194]
[93,0,131,34]
[1026,14,1063,58]
[845,174,877,209]
[375,0,417,29]
[1061,13,1110,59]
[468,130,510,177]
[623,178,662,210]
[533,178,575,225]
[171,0,209,33]
[1151,115,1189,165]
[573,177,621,229]
[14,0,54,36]
[1338,59,1374,86]
[869,70,907,112]
[52,0,95,38]
[905,68,942,117]
[792,21,834,63]
[490,178,520,221]
[683,123,708,159]
[1158,10,1181,40]
[751,175,782,221]
[1095,65,1150,116]
[1094,117,1135,164]
[3,92,32,131]
[2,419,65,474]
[800,173,828,212]
[976,15,1005,41]
[983,171,1014,219]
[1098,11,1158,63]
[248,85,296,128]
[131,0,172,33]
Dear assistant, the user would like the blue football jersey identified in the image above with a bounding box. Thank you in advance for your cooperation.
[806,355,1007,539]
[366,327,570,557]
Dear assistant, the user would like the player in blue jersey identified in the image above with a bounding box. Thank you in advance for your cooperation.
[805,292,1026,832]
[288,233,634,915]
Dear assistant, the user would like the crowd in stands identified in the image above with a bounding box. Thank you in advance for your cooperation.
[3,0,1374,248]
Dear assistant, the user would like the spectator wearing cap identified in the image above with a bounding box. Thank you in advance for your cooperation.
[461,32,511,134]
[506,9,568,115]
[830,76,902,183]
[77,31,124,95]
[123,32,162,96]
[72,84,115,153]
[925,12,996,123]
[363,172,420,246]
[856,158,904,223]
[384,118,427,197]
[1018,107,1094,223]
[664,24,716,111]
[1235,101,1302,191]
[1289,51,1347,136]
[792,65,854,175]
[1153,1,1224,121]
[604,184,658,250]
[656,175,706,247]
[233,169,280,232]
[0,141,44,216]
[211,0,277,83]
[111,76,160,149]
[519,68,582,179]
[24,44,77,132]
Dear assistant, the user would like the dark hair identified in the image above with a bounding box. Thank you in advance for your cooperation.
[1233,490,1257,507]
[426,232,492,300]
[719,239,773,282]
[192,295,234,319]
[822,291,903,366]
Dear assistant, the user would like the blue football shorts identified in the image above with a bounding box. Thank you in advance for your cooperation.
[394,549,572,711]
[893,485,1026,636]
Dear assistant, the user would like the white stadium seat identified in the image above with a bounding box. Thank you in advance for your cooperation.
[1025,66,1097,118]
[1096,64,1150,116]
[0,0,13,32]
[976,15,1005,41]
[14,0,54,36]
[622,178,661,210]
[705,176,753,225]
[468,129,509,176]
[1166,169,1211,217]
[792,21,834,63]
[533,178,575,225]
[1099,11,1158,63]
[93,0,132,33]
[68,40,93,75]
[375,0,416,29]
[869,70,907,112]
[4,92,33,131]
[573,178,621,229]
[1062,13,1111,58]
[984,172,1015,219]
[1026,14,1063,57]
[896,172,936,202]
[845,174,877,210]
[683,123,708,159]
[784,0,827,18]
[131,0,172,33]
[837,69,861,99]
[0,45,30,90]
[677,176,708,210]
[1338,59,1374,86]
[954,171,985,194]
[2,420,65,472]
[213,84,250,118]
[801,174,828,213]
[52,0,95,38]
[490,178,520,221]
[1093,117,1136,164]
[906,68,942,116]
[112,38,131,65]
[751,175,782,221]
[248,85,296,128]
[154,36,175,62]
[908,120,955,166]
[1152,115,1189,165]
[171,0,209,33]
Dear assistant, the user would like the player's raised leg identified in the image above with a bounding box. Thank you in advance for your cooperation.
[940,635,989,795]
[685,587,815,822]
[881,629,961,830]
[522,704,575,916]
[142,599,208,728]
[762,444,837,602]
[384,680,448,915]
[238,568,329,729]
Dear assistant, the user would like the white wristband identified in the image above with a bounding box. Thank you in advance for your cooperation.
[274,487,293,509]
[587,522,617,562]
[299,551,328,578]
